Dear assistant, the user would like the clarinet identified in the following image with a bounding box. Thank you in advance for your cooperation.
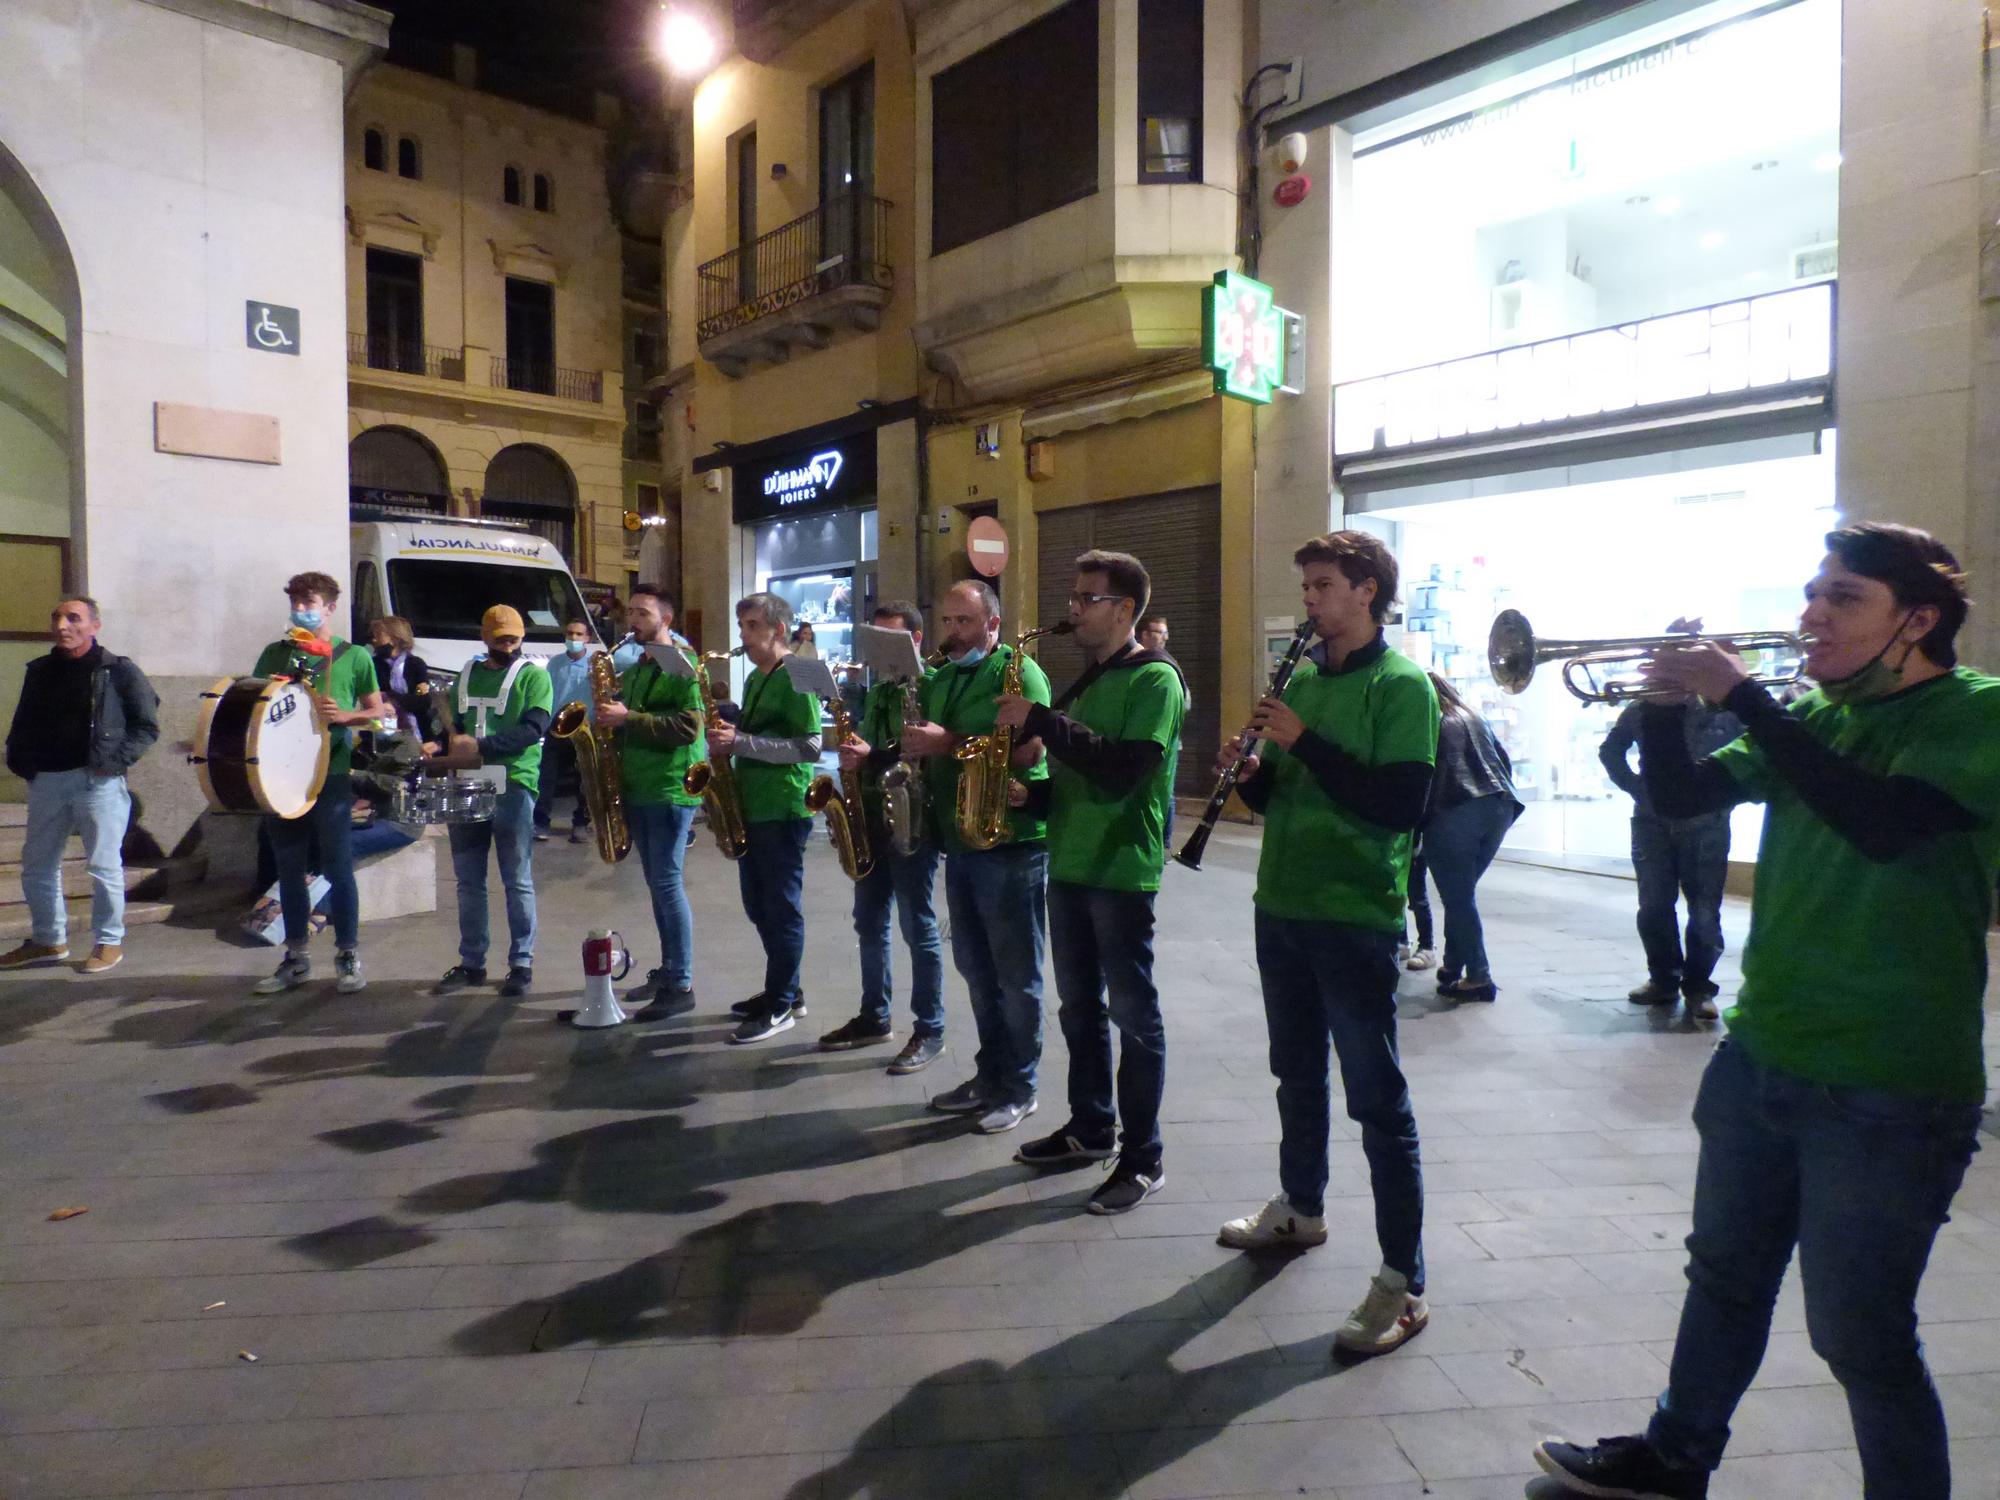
[1173,621,1315,871]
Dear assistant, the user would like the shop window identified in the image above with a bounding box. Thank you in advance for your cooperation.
[503,165,522,205]
[397,135,422,180]
[931,0,1098,255]
[1138,0,1203,183]
[362,127,386,172]
[533,173,553,212]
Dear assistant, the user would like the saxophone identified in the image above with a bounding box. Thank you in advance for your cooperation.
[953,622,1072,850]
[806,695,874,880]
[682,648,748,860]
[880,651,946,857]
[550,651,632,864]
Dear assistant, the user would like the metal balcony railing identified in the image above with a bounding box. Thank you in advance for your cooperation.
[490,357,604,403]
[348,334,464,381]
[697,191,892,343]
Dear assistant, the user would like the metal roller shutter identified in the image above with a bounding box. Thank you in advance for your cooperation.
[1033,487,1220,798]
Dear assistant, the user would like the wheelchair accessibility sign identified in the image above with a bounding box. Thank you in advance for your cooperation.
[244,302,300,355]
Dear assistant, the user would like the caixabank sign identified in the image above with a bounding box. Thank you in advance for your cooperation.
[732,433,877,524]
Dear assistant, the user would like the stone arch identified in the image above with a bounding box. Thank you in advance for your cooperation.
[0,135,82,604]
[483,443,577,563]
[349,425,450,511]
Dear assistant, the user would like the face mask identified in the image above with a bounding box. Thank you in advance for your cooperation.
[1819,610,1918,707]
[954,644,988,668]
[290,608,321,631]
[487,644,520,664]
[564,640,589,657]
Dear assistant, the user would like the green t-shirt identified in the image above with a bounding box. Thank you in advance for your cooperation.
[1710,667,2000,1102]
[455,657,555,795]
[1047,658,1186,893]
[858,676,922,822]
[920,646,1053,852]
[1253,645,1439,930]
[734,660,819,824]
[252,637,379,779]
[618,651,704,808]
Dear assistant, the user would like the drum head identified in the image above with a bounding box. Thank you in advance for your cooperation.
[245,680,330,819]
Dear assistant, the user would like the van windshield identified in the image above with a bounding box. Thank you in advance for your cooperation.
[386,560,593,645]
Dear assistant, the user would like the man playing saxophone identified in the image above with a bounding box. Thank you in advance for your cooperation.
[594,586,704,1020]
[818,601,948,1073]
[996,551,1186,1214]
[899,579,1051,1134]
[713,591,822,1044]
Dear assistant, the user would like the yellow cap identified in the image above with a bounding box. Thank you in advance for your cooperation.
[481,604,526,641]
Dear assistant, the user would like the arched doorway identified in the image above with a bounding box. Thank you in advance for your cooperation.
[483,444,576,564]
[0,141,81,743]
[350,426,449,513]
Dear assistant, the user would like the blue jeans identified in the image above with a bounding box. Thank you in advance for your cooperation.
[630,801,696,988]
[855,843,945,1037]
[534,737,588,832]
[267,785,357,952]
[1633,812,1730,991]
[944,843,1047,1106]
[447,783,536,968]
[1423,793,1514,983]
[738,818,809,1006]
[1648,1041,1981,1494]
[1254,908,1425,1292]
[1050,881,1165,1167]
[24,769,130,947]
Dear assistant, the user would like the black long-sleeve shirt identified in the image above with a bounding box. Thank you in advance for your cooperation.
[1638,679,1979,863]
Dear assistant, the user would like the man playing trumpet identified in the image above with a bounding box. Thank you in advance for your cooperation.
[1535,522,1999,1500]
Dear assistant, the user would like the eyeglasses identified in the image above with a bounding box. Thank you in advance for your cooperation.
[1067,592,1122,609]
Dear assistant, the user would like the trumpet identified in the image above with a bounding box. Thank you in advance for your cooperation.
[1488,610,1806,704]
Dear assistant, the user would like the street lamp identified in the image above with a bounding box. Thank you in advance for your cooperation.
[657,9,717,75]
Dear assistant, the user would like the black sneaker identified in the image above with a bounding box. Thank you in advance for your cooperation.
[730,991,807,1020]
[1087,1158,1165,1216]
[633,985,696,1021]
[499,966,533,998]
[819,1017,894,1051]
[888,1034,944,1074]
[1533,1435,1708,1499]
[1015,1127,1117,1167]
[728,1006,795,1045]
[433,964,486,995]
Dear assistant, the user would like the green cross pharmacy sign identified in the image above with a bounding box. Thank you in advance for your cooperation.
[1202,270,1287,404]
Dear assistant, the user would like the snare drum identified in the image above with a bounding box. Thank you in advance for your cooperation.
[193,677,330,820]
[441,776,498,824]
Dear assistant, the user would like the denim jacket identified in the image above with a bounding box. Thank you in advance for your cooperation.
[5,649,161,780]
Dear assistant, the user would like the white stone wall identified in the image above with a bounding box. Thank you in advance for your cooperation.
[0,0,370,679]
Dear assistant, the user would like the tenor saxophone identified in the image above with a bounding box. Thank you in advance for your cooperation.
[953,622,1072,850]
[550,651,632,864]
[880,651,945,857]
[806,695,874,880]
[682,649,748,860]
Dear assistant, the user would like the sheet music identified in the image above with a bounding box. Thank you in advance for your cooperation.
[852,623,925,680]
[780,653,840,700]
[641,641,697,677]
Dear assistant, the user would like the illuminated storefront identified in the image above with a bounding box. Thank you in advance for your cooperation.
[1327,0,1841,865]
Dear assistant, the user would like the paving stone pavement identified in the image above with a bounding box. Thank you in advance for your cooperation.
[0,823,1995,1499]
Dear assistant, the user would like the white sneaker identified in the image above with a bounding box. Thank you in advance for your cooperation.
[334,951,365,995]
[973,1098,1037,1134]
[252,952,310,996]
[1404,947,1438,971]
[1218,1193,1329,1250]
[1333,1266,1428,1358]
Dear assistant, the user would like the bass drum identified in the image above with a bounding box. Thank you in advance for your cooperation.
[193,677,331,820]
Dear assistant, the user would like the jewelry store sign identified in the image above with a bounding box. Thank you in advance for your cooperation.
[733,433,878,524]
[1333,283,1833,462]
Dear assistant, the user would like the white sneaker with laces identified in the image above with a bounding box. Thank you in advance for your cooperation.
[1404,947,1438,971]
[335,950,365,994]
[1218,1193,1329,1250]
[973,1097,1037,1134]
[1333,1266,1428,1357]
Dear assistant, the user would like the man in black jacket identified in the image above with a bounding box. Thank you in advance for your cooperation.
[1,597,160,974]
